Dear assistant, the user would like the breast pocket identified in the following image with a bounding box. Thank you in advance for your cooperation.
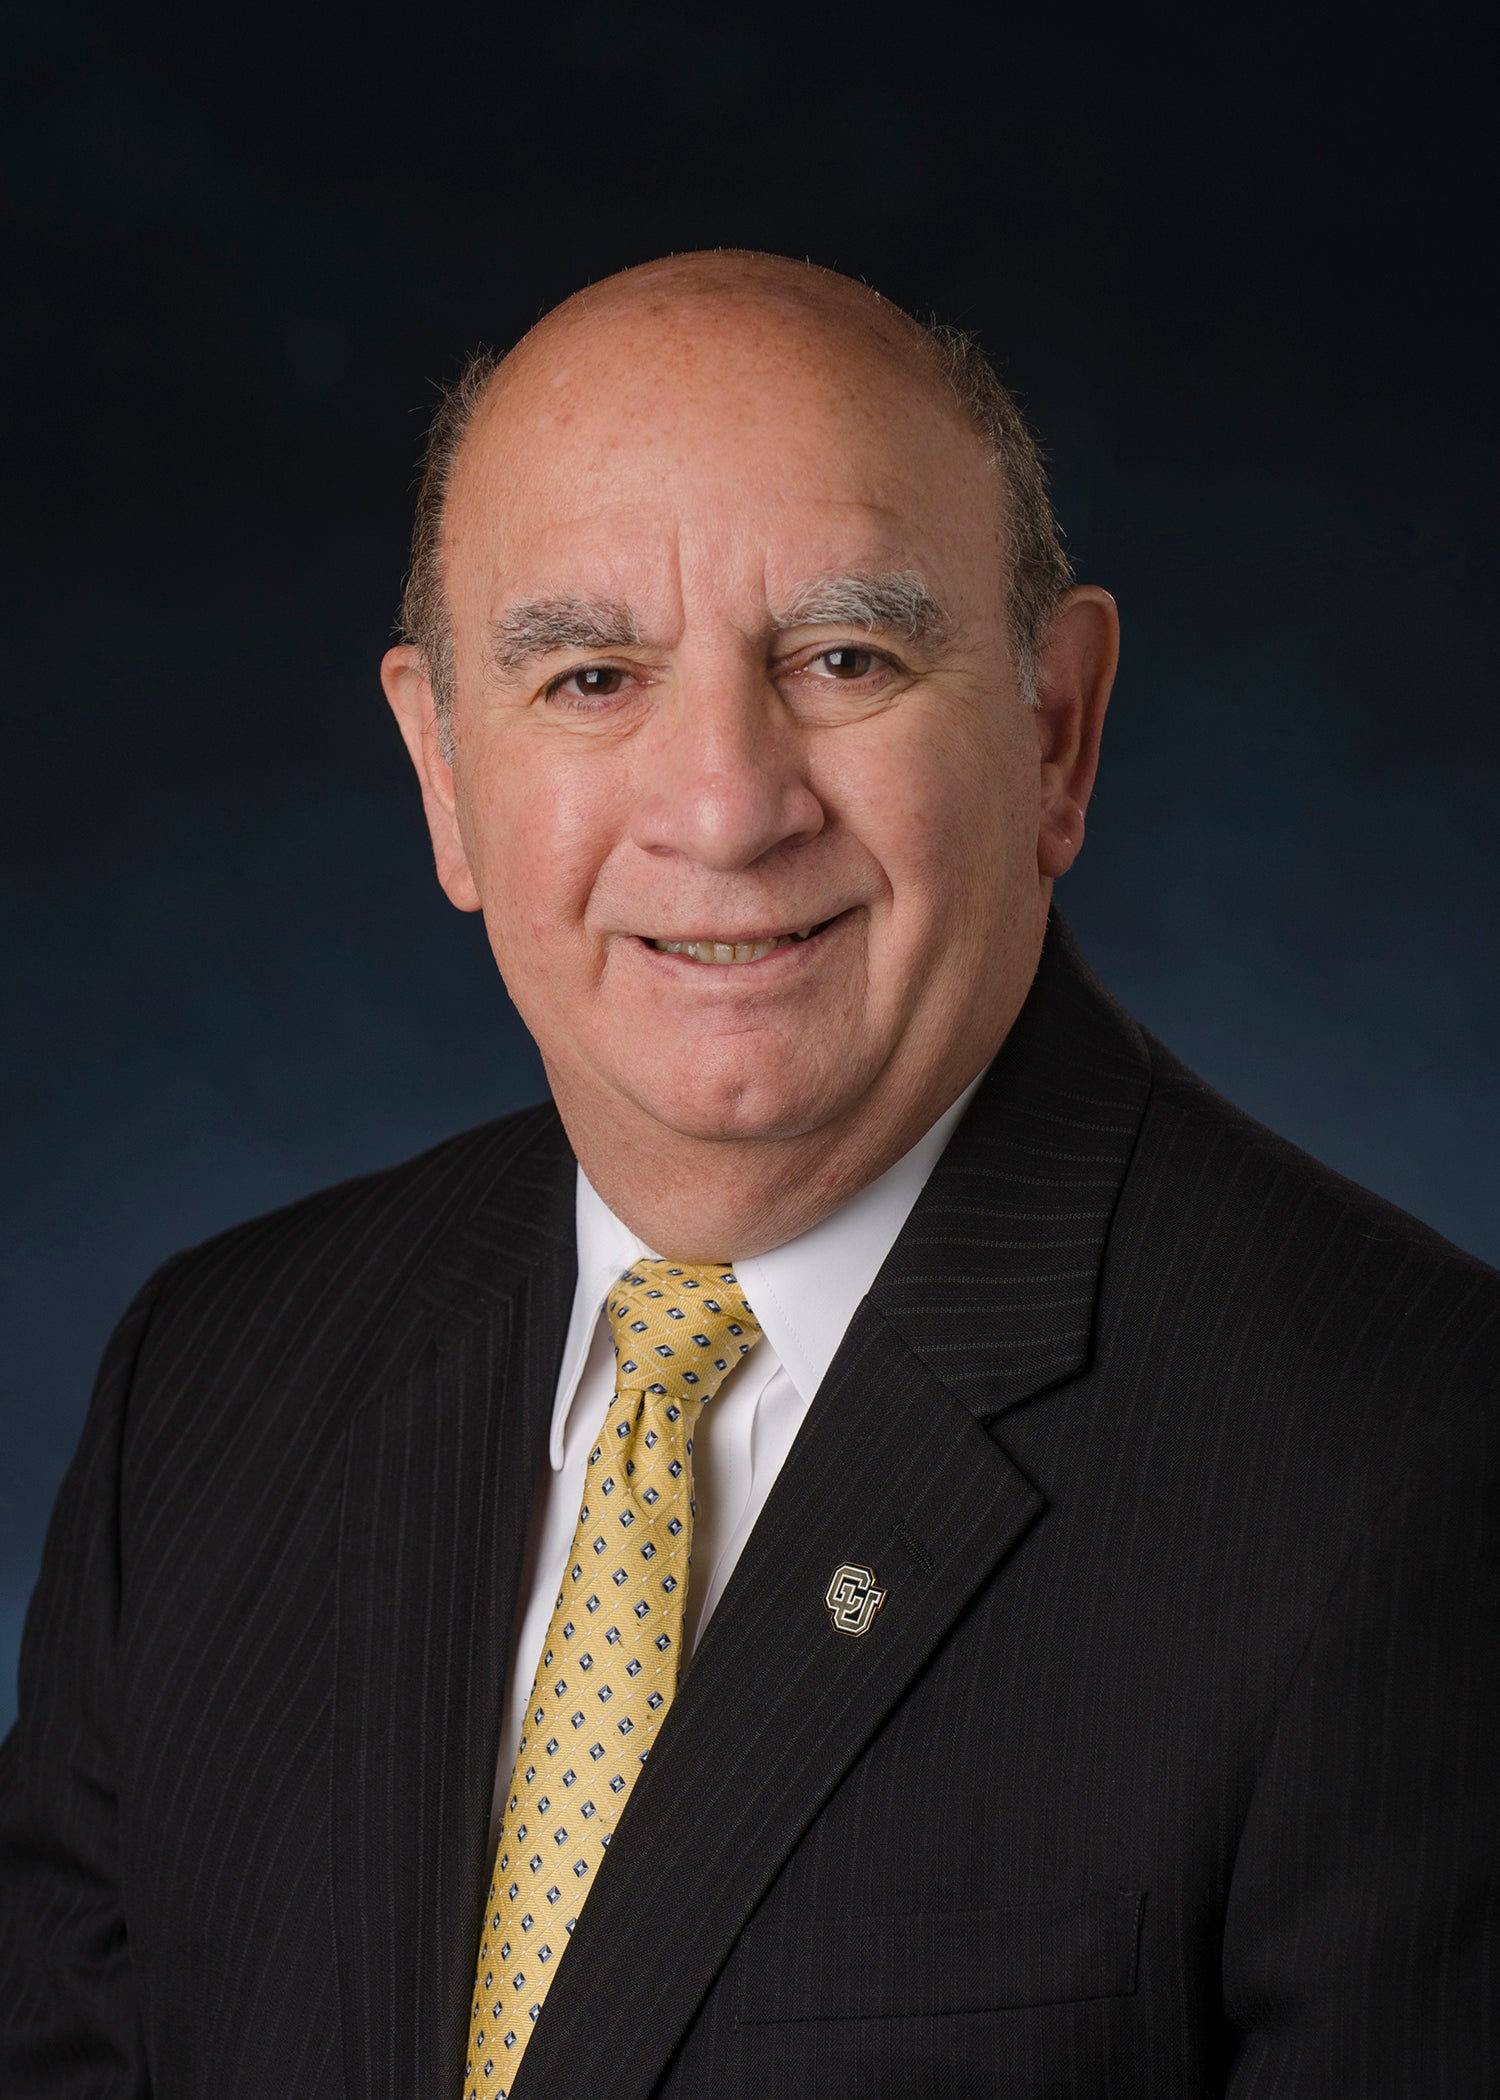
[737,1890,1144,2024]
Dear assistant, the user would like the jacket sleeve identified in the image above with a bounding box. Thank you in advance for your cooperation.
[1222,1385,1500,2096]
[0,1268,177,2098]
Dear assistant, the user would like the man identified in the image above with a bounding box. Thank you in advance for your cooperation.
[1,251,1495,2098]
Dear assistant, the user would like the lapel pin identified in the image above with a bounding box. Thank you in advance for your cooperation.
[825,1562,888,1638]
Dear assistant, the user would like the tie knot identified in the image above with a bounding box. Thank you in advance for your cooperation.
[606,1260,762,1409]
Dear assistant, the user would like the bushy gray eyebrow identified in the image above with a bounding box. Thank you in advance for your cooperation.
[488,596,641,677]
[486,568,950,680]
[773,569,953,646]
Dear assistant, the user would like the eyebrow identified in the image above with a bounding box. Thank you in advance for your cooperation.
[772,569,954,646]
[487,595,642,677]
[485,568,953,680]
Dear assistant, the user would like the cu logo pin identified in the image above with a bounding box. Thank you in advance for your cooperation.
[824,1562,888,1639]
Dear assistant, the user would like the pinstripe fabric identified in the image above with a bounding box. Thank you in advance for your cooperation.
[2,915,1496,2098]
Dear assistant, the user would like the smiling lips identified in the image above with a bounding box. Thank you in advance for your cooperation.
[648,924,824,965]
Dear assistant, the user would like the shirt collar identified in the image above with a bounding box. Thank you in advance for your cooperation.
[548,1068,987,1470]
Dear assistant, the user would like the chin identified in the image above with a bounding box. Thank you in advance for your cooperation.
[624,1050,865,1146]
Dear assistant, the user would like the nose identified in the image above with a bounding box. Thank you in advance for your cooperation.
[626,656,825,872]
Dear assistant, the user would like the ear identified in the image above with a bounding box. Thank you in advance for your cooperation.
[380,645,483,912]
[1032,586,1120,880]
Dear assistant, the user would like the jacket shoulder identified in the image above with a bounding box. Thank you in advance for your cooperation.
[165,1094,565,1279]
[1128,1031,1500,1428]
[120,1097,574,1420]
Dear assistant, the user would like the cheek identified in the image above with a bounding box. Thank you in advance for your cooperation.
[458,745,618,967]
[823,706,1028,927]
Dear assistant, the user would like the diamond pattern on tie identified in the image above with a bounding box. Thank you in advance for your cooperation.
[462,1261,762,2099]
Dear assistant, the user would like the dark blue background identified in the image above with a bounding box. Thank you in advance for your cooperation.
[4,3,1496,1730]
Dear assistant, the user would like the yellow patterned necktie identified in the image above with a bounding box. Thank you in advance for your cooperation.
[463,1260,762,2100]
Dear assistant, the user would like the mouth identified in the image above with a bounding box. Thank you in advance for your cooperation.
[643,914,843,965]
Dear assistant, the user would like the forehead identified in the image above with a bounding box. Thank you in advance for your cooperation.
[443,292,1004,622]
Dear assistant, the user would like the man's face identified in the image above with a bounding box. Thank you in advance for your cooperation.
[390,285,1092,1164]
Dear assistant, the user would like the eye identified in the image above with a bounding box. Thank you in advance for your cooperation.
[545,663,633,706]
[780,640,905,708]
[814,646,879,679]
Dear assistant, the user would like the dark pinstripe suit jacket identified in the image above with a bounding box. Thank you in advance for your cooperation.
[3,916,1497,2098]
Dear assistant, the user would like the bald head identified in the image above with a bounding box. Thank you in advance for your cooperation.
[504,250,955,392]
[380,248,1119,1253]
[398,251,1071,741]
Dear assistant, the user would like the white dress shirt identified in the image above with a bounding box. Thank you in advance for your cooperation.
[491,1071,986,1834]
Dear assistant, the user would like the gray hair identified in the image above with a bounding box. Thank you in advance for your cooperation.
[398,308,1073,752]
[920,323,1075,697]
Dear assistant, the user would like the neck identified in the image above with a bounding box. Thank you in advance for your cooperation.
[551,1028,1010,1263]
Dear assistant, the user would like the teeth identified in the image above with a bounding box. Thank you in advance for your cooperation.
[649,933,809,963]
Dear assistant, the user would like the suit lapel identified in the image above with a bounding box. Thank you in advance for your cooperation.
[331,1110,577,2100]
[514,913,1155,2100]
[871,911,1153,1418]
[514,1306,1041,2100]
